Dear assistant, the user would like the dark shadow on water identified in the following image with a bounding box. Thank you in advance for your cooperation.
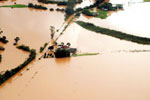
[55,57,71,65]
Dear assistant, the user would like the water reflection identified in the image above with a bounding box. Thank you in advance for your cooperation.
[55,57,71,65]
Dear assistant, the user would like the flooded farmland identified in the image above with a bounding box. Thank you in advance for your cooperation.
[1,0,150,100]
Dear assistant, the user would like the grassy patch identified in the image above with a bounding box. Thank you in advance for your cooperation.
[0,4,27,8]
[0,54,1,63]
[76,21,150,45]
[97,10,107,19]
[72,53,99,57]
[82,9,107,19]
[144,0,150,2]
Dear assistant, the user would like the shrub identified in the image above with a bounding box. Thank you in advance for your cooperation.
[40,42,48,53]
[0,36,9,43]
[82,9,93,16]
[49,8,54,11]
[0,46,5,51]
[17,45,30,51]
[0,54,1,62]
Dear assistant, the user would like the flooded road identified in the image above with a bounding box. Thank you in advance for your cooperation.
[1,0,150,100]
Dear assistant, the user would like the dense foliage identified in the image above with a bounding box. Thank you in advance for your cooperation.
[17,45,30,51]
[0,54,1,62]
[0,36,9,43]
[82,9,93,16]
[97,2,123,11]
[0,46,5,51]
[65,0,76,19]
[37,0,82,6]
[28,3,47,10]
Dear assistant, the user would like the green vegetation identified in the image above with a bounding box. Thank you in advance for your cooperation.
[97,10,107,19]
[72,53,99,57]
[49,8,54,11]
[38,0,68,5]
[17,45,30,51]
[97,2,123,11]
[144,0,150,2]
[50,26,55,39]
[0,45,36,85]
[82,9,93,16]
[0,46,5,51]
[37,0,82,6]
[28,3,47,10]
[56,8,65,12]
[0,54,1,62]
[14,37,20,45]
[40,42,48,53]
[76,21,150,45]
[65,0,76,20]
[0,4,27,8]
[82,9,107,19]
[0,36,9,43]
[54,48,70,58]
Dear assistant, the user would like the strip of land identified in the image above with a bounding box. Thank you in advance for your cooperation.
[144,0,150,2]
[72,53,99,57]
[0,4,27,8]
[76,21,150,45]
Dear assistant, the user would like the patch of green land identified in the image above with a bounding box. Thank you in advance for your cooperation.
[97,10,107,19]
[144,0,150,2]
[0,54,2,62]
[82,9,108,19]
[0,4,27,8]
[76,21,150,45]
[72,53,99,57]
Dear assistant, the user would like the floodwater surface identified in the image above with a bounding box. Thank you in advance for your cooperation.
[1,0,150,100]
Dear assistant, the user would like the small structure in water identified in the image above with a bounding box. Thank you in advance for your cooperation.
[45,42,77,58]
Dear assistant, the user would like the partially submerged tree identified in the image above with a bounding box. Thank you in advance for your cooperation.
[50,26,55,39]
[14,37,20,45]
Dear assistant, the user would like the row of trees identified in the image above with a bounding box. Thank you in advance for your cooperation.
[49,8,65,12]
[65,0,76,19]
[0,29,8,43]
[0,54,1,63]
[37,0,82,6]
[97,2,123,11]
[28,3,47,10]
[76,21,150,45]
[0,45,36,85]
[39,42,48,53]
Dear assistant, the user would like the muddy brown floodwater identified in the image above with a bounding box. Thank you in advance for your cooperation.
[1,0,150,100]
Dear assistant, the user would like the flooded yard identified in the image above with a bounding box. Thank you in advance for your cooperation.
[1,0,150,100]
